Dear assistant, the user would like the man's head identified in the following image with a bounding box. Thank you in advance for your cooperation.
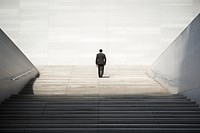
[99,49,103,53]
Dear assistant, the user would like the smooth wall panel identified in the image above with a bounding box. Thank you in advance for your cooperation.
[0,0,19,44]
[194,0,200,16]
[19,0,49,64]
[149,14,200,105]
[0,0,199,65]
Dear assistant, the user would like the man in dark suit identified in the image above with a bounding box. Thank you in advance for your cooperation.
[96,49,106,78]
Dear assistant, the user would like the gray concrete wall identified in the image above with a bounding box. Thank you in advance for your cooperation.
[148,13,200,105]
[0,28,39,103]
[0,0,200,65]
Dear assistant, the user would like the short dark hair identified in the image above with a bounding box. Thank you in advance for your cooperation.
[99,49,103,52]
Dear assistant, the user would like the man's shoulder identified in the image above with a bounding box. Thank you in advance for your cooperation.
[97,53,105,56]
[102,53,106,57]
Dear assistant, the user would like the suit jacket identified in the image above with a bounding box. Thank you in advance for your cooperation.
[96,53,106,65]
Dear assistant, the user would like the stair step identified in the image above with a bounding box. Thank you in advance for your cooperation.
[1,114,200,119]
[1,110,200,114]
[1,104,197,108]
[1,123,200,128]
[1,118,200,124]
[3,100,194,104]
[11,95,187,98]
[1,107,199,111]
[1,128,200,133]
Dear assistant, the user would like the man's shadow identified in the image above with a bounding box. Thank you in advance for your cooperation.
[102,76,110,78]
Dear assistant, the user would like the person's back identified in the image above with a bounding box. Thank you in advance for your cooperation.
[96,52,106,65]
[96,49,106,78]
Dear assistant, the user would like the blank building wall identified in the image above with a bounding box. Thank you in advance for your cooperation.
[0,0,199,65]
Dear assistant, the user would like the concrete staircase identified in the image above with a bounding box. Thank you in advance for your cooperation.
[0,66,200,132]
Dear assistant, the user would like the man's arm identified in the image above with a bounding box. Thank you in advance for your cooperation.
[96,54,98,65]
[104,55,106,65]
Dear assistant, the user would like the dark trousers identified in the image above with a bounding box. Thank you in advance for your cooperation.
[98,65,104,78]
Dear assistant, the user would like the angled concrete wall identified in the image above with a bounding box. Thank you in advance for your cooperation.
[148,14,200,105]
[0,0,199,65]
[0,28,39,103]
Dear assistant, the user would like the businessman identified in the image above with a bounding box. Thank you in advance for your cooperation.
[96,49,106,78]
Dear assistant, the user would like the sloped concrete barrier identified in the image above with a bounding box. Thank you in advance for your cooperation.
[0,29,39,103]
[148,14,200,105]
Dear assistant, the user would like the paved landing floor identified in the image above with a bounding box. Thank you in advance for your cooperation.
[32,66,168,95]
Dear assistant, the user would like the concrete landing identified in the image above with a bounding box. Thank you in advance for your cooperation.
[31,66,168,95]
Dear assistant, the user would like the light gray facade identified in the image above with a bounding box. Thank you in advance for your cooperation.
[0,0,199,65]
